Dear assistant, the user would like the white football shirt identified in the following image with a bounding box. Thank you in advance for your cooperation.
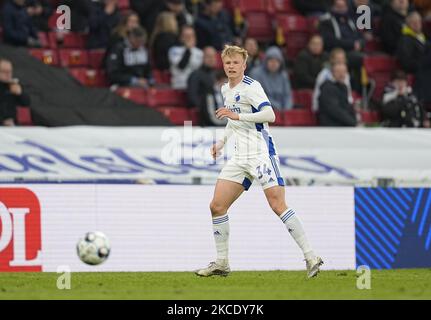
[221,75,278,159]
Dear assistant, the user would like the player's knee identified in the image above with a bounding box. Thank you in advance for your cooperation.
[269,200,286,215]
[209,201,226,216]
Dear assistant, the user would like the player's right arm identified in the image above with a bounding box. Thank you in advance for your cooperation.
[211,120,233,159]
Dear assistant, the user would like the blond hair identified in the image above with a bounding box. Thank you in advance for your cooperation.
[221,45,248,63]
[150,12,179,47]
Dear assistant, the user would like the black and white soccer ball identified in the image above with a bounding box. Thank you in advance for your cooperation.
[77,231,111,265]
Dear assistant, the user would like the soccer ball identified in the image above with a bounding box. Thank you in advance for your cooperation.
[77,231,111,265]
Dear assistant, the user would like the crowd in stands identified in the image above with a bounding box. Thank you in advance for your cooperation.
[0,0,430,128]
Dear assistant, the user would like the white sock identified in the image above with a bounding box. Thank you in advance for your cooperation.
[212,213,230,265]
[280,208,316,260]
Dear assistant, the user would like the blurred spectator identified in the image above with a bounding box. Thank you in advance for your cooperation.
[63,0,92,32]
[194,0,236,50]
[319,0,365,91]
[244,38,262,75]
[109,11,141,51]
[380,0,410,54]
[168,25,203,89]
[293,0,332,16]
[2,0,40,47]
[294,34,329,89]
[187,47,226,126]
[131,0,192,35]
[26,0,53,32]
[249,46,294,110]
[318,62,357,126]
[0,58,31,126]
[106,27,153,87]
[348,0,381,18]
[397,11,428,73]
[413,0,431,19]
[313,48,353,111]
[397,11,431,104]
[88,0,121,49]
[319,0,365,54]
[381,70,428,127]
[150,12,180,71]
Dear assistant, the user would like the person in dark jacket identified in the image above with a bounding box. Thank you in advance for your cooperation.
[106,27,153,87]
[294,34,329,89]
[293,0,332,16]
[318,62,358,126]
[87,0,121,49]
[63,0,92,32]
[2,0,40,47]
[319,0,365,53]
[380,0,410,54]
[381,70,428,127]
[26,0,53,32]
[0,58,31,126]
[150,11,179,71]
[187,46,227,126]
[396,11,428,74]
[194,0,236,50]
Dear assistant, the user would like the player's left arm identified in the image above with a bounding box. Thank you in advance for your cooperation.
[239,82,275,123]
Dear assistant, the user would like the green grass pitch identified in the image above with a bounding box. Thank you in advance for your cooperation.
[0,269,430,299]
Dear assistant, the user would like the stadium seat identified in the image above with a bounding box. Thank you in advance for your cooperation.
[237,0,268,13]
[48,11,62,30]
[157,107,191,125]
[293,89,313,110]
[283,109,317,126]
[62,32,88,48]
[16,106,33,126]
[307,16,320,34]
[58,49,90,67]
[360,110,381,124]
[117,0,130,10]
[38,32,50,48]
[88,49,106,69]
[189,108,201,125]
[364,55,398,99]
[215,53,224,70]
[276,14,310,59]
[269,0,299,14]
[68,68,108,87]
[152,69,172,85]
[273,110,284,126]
[115,87,148,105]
[245,12,274,42]
[147,88,188,108]
[364,38,383,53]
[28,49,59,66]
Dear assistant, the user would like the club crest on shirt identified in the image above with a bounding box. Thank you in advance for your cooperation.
[235,93,240,102]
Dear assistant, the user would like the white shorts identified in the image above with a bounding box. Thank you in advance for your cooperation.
[218,155,285,191]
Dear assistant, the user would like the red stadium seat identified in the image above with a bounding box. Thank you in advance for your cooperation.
[16,106,33,126]
[152,69,172,85]
[68,68,108,87]
[157,107,191,125]
[58,49,90,67]
[88,49,106,69]
[283,109,317,126]
[215,52,224,69]
[364,55,398,99]
[117,0,130,10]
[62,32,88,48]
[115,87,148,104]
[48,11,62,30]
[237,0,268,13]
[38,32,50,48]
[364,38,383,53]
[270,0,299,14]
[293,89,313,110]
[245,12,274,42]
[28,49,59,66]
[147,88,188,107]
[276,14,310,59]
[360,110,381,124]
[273,110,284,126]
